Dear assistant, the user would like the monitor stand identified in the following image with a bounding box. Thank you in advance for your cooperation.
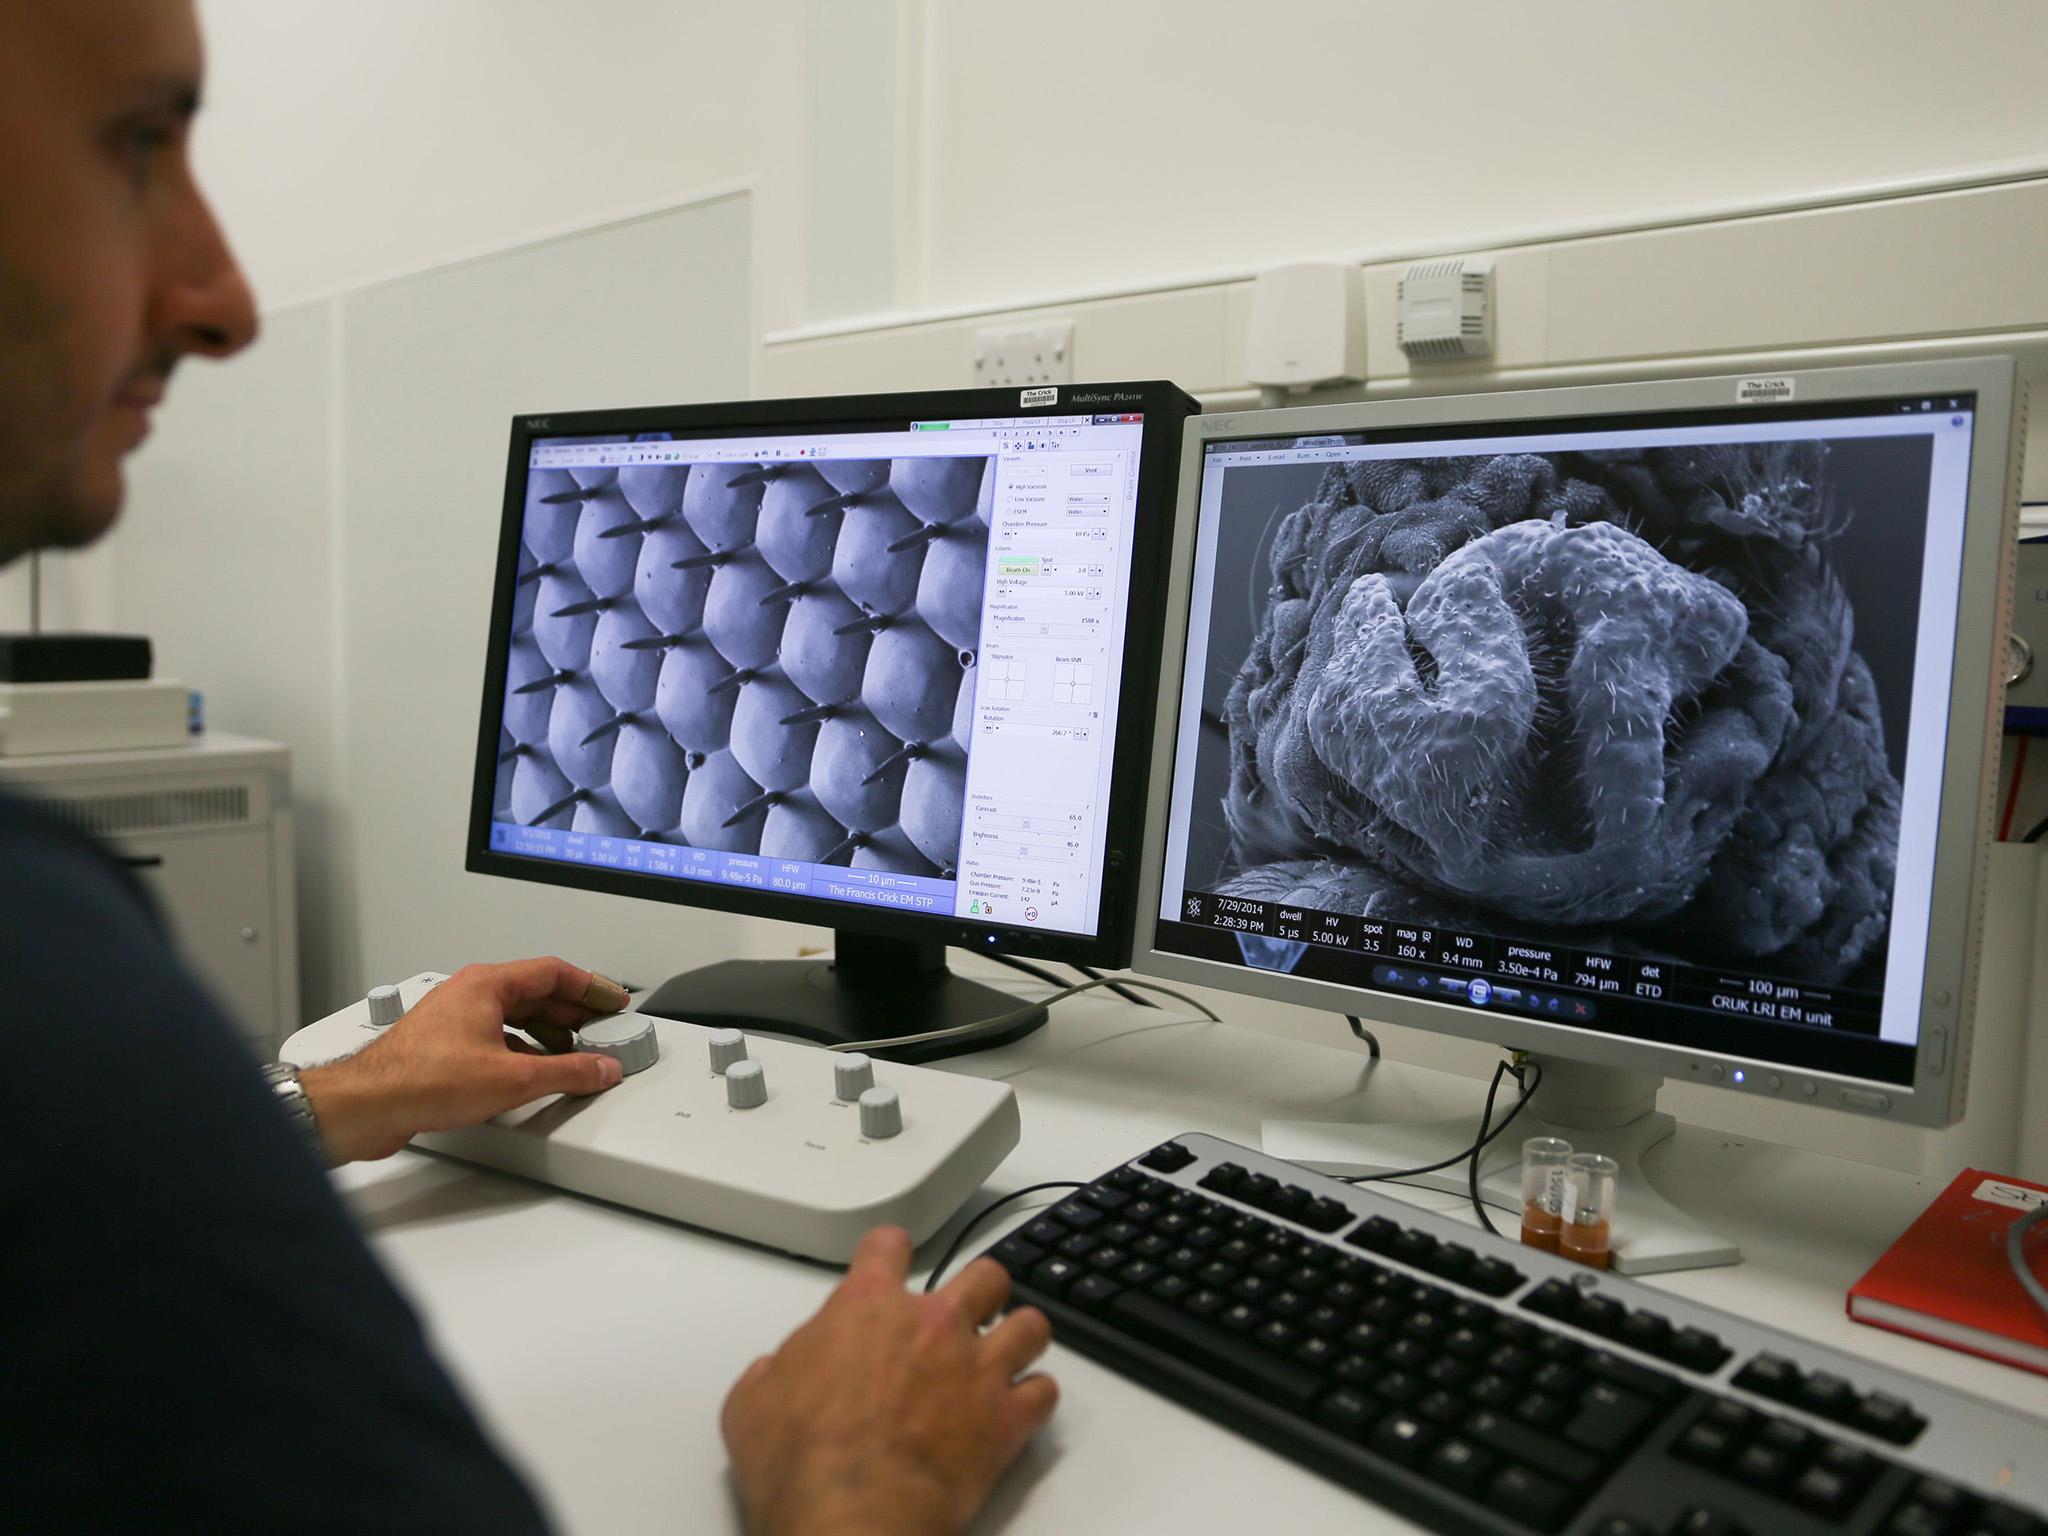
[635,932,1050,1064]
[1261,1055,1741,1275]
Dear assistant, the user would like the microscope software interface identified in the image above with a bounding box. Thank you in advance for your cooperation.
[1153,393,1982,1086]
[489,411,1148,940]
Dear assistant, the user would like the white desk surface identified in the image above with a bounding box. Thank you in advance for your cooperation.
[334,983,2048,1536]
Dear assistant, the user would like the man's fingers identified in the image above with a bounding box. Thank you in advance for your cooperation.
[1008,1371,1060,1441]
[844,1225,913,1289]
[937,1256,1011,1327]
[523,1021,577,1055]
[484,956,629,1019]
[981,1304,1051,1377]
[516,1049,623,1099]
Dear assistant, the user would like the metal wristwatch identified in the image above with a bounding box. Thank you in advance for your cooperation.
[260,1061,326,1160]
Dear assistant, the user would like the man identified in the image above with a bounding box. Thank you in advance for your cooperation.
[0,5,1055,1532]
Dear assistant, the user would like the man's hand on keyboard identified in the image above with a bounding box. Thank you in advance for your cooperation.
[721,1225,1058,1536]
[300,957,632,1164]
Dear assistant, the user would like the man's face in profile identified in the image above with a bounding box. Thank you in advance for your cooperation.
[0,0,258,565]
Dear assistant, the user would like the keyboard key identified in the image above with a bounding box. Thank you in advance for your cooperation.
[1183,1288,1225,1319]
[1578,1295,1627,1336]
[989,1236,1044,1272]
[1465,1409,1602,1487]
[1346,1216,1402,1254]
[1080,1184,1131,1213]
[1564,1383,1654,1457]
[1855,1390,1929,1445]
[1731,1351,1802,1400]
[1800,1370,1856,1418]
[1027,1256,1081,1295]
[1522,1277,1577,1319]
[1368,1410,1438,1466]
[1053,1200,1105,1231]
[1301,1197,1352,1233]
[1149,1274,1193,1305]
[1619,1311,1672,1354]
[1791,1463,1857,1519]
[1069,1273,1121,1311]
[1292,1336,1335,1370]
[1198,1161,1246,1197]
[1584,1350,1680,1402]
[1417,1389,1464,1426]
[1484,1464,1576,1532]
[1669,1326,1733,1373]
[1512,1391,1571,1431]
[1588,1521,1653,1536]
[1023,1218,1066,1247]
[1108,1291,1321,1411]
[1673,1420,1737,1469]
[1731,1443,1793,1486]
[1317,1387,1373,1437]
[1423,1436,1496,1497]
[1670,1510,1747,1536]
[1139,1140,1196,1173]
[1466,1256,1524,1296]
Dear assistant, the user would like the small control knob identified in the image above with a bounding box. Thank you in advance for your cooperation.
[834,1053,875,1102]
[709,1029,749,1075]
[367,985,404,1028]
[574,1014,659,1076]
[858,1085,902,1139]
[725,1058,767,1109]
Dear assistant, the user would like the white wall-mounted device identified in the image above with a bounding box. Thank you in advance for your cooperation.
[1246,261,1367,392]
[1397,254,1496,360]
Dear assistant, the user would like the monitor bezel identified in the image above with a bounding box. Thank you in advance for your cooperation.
[1131,357,2021,1129]
[466,380,1198,968]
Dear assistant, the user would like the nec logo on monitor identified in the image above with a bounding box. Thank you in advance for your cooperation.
[1020,386,1058,407]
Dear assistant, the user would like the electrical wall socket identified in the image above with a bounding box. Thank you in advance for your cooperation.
[971,320,1074,387]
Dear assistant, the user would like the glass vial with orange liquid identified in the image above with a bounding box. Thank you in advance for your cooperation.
[1558,1152,1619,1269]
[1519,1137,1573,1252]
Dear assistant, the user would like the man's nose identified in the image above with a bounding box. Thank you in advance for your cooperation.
[155,184,259,362]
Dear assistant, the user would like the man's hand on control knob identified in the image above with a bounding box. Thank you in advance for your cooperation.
[301,957,631,1164]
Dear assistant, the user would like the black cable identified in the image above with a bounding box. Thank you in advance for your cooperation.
[1075,962,1159,1009]
[922,1181,1086,1294]
[2022,812,2048,845]
[1338,1057,1543,1185]
[1468,1059,1530,1238]
[981,952,1072,991]
[1344,1016,1382,1059]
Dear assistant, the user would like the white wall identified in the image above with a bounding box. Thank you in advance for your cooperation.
[917,1,2048,313]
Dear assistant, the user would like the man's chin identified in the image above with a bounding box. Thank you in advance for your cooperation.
[40,472,125,551]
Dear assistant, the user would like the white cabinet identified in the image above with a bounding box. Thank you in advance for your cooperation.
[0,732,299,1052]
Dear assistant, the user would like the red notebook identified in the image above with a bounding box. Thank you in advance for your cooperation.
[1847,1168,2048,1376]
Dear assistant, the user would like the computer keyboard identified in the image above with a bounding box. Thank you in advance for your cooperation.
[978,1133,2047,1536]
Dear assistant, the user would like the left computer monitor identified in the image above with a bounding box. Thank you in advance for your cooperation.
[467,382,1198,1060]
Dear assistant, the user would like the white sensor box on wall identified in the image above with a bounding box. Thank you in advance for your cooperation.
[1397,255,1496,360]
[1247,262,1367,389]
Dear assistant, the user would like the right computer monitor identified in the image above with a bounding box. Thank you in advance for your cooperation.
[1135,358,2022,1271]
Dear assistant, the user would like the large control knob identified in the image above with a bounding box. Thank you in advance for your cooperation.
[574,1014,660,1076]
[834,1053,876,1102]
[725,1058,768,1109]
[709,1029,749,1074]
[367,985,404,1028]
[858,1085,902,1139]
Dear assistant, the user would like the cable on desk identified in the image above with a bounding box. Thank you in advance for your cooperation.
[1466,1057,1535,1238]
[1075,962,1158,1009]
[1337,1057,1544,1190]
[922,1181,1086,1294]
[2012,1203,2048,1318]
[1344,1016,1382,1059]
[830,975,1221,1055]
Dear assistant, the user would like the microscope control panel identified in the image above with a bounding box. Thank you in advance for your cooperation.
[281,973,1020,1262]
